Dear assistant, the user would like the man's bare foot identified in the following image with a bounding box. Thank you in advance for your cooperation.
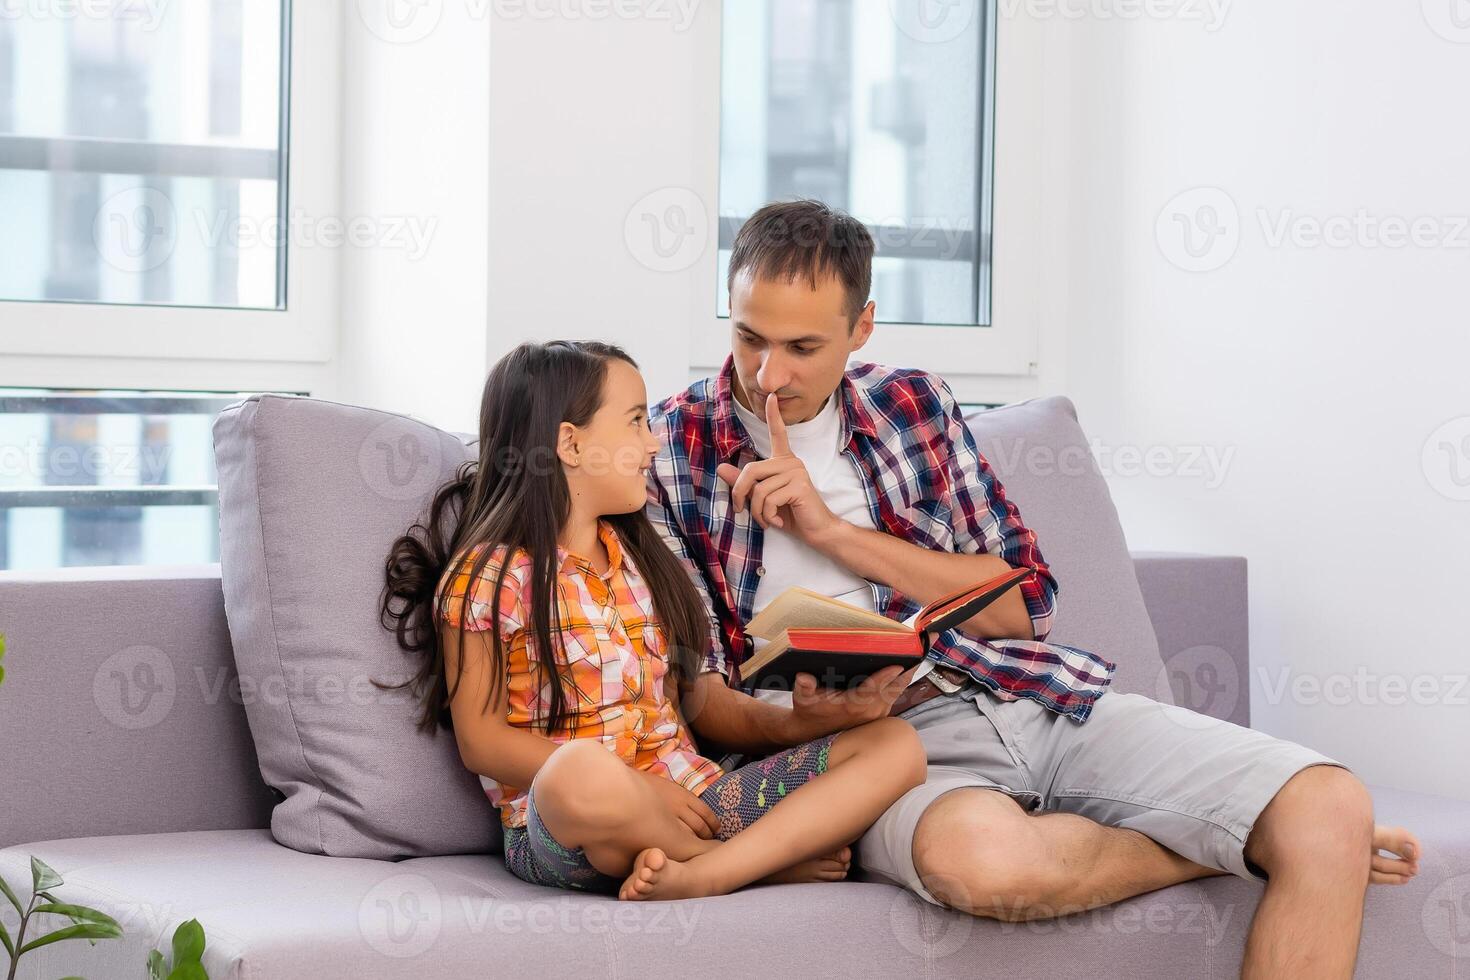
[1371,824,1421,885]
[759,846,853,885]
[619,847,727,901]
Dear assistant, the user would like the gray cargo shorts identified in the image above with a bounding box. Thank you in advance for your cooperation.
[856,685,1346,907]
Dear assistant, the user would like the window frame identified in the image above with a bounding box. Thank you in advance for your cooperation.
[693,0,1043,404]
[0,0,340,370]
[0,390,248,516]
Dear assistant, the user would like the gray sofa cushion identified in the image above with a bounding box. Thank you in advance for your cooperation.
[213,395,496,859]
[965,396,1166,698]
[5,782,1467,980]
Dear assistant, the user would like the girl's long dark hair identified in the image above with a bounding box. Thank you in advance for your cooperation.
[377,341,708,738]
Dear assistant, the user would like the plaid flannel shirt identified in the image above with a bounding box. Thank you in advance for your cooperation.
[435,520,724,827]
[645,356,1116,723]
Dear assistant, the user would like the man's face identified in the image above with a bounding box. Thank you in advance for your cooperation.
[728,269,874,425]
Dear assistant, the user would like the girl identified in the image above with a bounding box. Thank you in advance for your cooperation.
[382,340,927,900]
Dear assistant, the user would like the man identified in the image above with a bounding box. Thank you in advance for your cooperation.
[645,200,1419,978]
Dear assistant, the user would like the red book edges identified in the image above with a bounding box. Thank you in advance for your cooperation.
[784,628,925,657]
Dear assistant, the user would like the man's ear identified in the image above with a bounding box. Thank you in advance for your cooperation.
[556,422,581,468]
[849,300,876,351]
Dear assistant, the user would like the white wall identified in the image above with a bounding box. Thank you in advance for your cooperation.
[344,1,715,430]
[1034,0,1470,801]
[337,1,492,433]
[485,1,716,411]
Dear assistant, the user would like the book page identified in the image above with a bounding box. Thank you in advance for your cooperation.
[742,634,791,674]
[745,587,908,640]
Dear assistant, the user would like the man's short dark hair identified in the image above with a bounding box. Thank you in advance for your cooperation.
[727,200,875,323]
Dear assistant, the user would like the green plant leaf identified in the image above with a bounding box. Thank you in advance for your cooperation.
[0,872,22,916]
[170,918,205,964]
[17,920,122,954]
[33,890,103,946]
[30,899,114,946]
[30,856,63,892]
[32,903,121,930]
[148,948,168,980]
[165,962,208,980]
[0,916,14,959]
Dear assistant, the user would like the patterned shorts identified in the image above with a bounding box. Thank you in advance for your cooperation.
[503,733,838,894]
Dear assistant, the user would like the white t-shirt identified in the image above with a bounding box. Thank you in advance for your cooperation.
[732,391,879,617]
[732,391,933,695]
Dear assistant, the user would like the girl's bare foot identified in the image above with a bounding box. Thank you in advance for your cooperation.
[618,847,733,901]
[759,846,852,885]
[619,848,693,901]
[1371,824,1421,885]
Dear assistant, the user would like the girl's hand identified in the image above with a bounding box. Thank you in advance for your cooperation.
[638,769,721,839]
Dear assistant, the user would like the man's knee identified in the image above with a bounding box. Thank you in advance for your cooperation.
[912,788,1072,921]
[1245,764,1374,875]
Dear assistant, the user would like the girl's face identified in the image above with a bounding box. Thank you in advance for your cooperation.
[558,358,661,516]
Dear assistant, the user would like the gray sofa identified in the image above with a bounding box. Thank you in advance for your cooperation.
[2,393,1466,979]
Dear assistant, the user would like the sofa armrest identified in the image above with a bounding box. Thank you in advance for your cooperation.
[1131,551,1250,728]
[0,565,274,849]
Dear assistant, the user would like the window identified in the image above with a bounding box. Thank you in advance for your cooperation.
[0,388,294,571]
[0,2,289,310]
[718,0,996,327]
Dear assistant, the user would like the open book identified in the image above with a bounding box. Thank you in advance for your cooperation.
[740,565,1033,690]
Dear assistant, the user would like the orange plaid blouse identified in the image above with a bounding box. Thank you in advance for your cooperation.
[434,519,725,828]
